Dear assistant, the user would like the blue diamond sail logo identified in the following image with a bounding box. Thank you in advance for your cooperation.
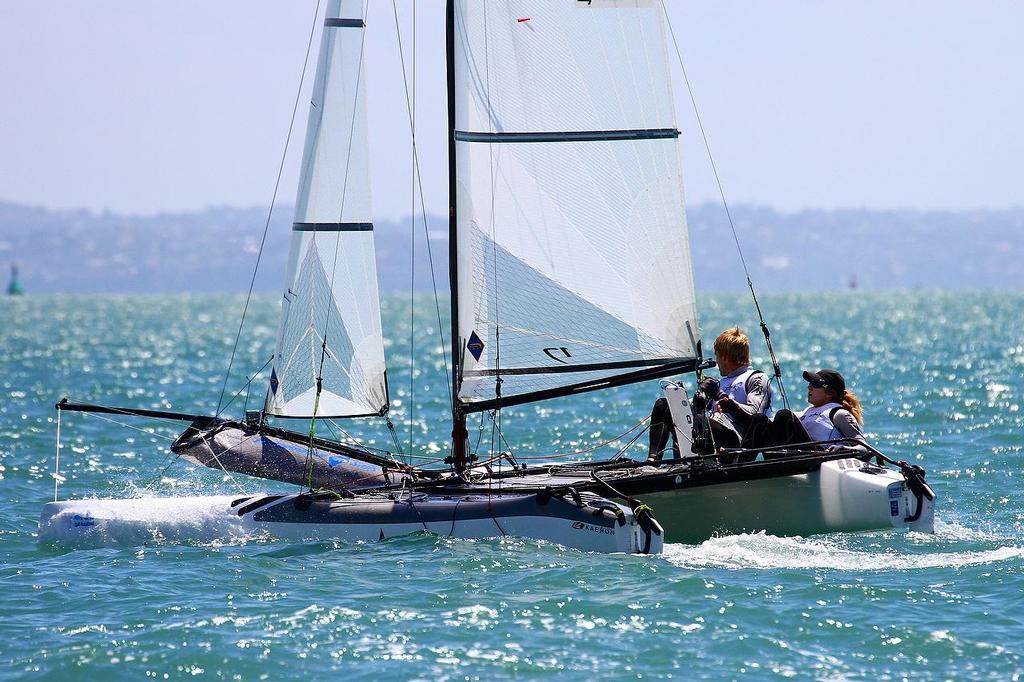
[467,331,484,361]
[269,368,280,394]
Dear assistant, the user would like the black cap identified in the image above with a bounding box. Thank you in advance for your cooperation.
[803,369,846,395]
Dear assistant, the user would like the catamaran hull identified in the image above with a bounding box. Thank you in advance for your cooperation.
[618,459,935,543]
[456,456,935,544]
[38,491,662,555]
[171,422,408,491]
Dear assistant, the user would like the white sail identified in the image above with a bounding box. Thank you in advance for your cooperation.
[266,0,387,418]
[452,0,700,408]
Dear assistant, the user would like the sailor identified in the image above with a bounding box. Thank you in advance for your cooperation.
[746,368,867,456]
[648,327,772,463]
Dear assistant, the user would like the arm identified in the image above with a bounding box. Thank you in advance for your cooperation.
[826,409,869,455]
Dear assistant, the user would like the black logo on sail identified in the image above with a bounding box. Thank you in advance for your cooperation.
[543,347,572,363]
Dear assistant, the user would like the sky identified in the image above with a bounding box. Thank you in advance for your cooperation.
[1,1,1022,220]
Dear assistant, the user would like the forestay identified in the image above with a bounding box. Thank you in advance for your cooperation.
[266,0,388,419]
[452,0,700,409]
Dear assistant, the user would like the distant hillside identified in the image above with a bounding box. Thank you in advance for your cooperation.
[1,201,1021,293]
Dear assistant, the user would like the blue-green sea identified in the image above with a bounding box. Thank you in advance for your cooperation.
[2,292,1022,680]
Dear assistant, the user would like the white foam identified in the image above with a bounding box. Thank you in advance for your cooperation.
[38,495,261,549]
[662,532,1024,571]
[927,518,1013,543]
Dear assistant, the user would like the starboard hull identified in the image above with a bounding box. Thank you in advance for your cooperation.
[633,459,935,543]
[38,491,662,555]
[457,455,936,544]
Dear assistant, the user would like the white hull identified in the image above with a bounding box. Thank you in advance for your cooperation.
[640,458,935,543]
[38,491,662,555]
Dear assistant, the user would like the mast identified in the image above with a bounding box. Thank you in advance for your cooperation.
[446,0,469,473]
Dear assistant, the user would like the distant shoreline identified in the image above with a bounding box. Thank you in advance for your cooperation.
[1,201,1021,294]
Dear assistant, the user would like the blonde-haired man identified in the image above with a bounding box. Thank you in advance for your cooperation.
[648,327,773,462]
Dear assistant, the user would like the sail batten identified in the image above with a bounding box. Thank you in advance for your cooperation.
[464,357,689,378]
[454,128,680,143]
[266,0,387,420]
[324,17,365,28]
[451,0,701,409]
[292,222,374,232]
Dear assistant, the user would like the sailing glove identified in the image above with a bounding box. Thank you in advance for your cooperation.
[698,377,722,399]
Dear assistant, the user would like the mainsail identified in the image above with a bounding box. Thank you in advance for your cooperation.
[451,0,700,412]
[266,0,388,419]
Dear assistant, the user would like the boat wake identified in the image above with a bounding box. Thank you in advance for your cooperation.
[661,531,1023,571]
[37,495,270,550]
[926,517,1015,543]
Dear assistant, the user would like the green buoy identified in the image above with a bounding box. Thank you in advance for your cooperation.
[7,265,23,296]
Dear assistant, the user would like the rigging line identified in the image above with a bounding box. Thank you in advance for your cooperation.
[385,417,404,460]
[53,407,62,502]
[589,471,631,505]
[488,411,497,486]
[398,454,449,467]
[216,0,323,418]
[323,419,404,469]
[138,430,252,496]
[154,424,327,495]
[472,410,486,459]
[472,409,487,480]
[136,426,255,496]
[80,412,178,442]
[410,0,417,467]
[404,483,431,534]
[189,431,251,496]
[391,0,453,410]
[660,2,790,409]
[218,355,274,417]
[447,496,464,537]
[660,2,748,280]
[510,417,650,461]
[322,415,342,443]
[470,451,517,472]
[142,449,179,491]
[406,0,417,463]
[611,423,648,460]
[304,344,329,492]
[320,418,362,448]
[482,2,503,468]
[484,409,516,461]
[140,425,249,493]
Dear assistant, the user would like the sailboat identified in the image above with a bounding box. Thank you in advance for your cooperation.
[40,1,933,550]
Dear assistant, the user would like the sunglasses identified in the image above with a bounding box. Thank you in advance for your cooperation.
[808,379,830,389]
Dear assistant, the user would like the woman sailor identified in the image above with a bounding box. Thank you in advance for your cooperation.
[746,368,867,455]
[798,369,864,444]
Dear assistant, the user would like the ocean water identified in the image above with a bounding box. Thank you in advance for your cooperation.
[1,291,1022,680]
